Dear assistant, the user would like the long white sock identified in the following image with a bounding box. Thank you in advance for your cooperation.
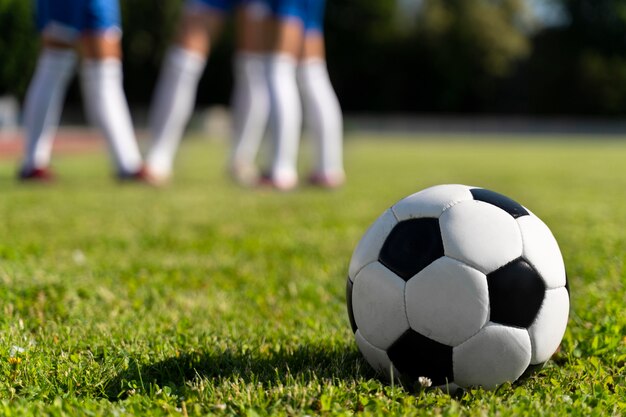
[230,52,270,170]
[22,48,77,170]
[145,47,206,178]
[81,58,143,175]
[297,58,344,178]
[267,53,301,185]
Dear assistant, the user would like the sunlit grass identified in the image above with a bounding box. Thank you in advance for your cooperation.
[0,134,625,415]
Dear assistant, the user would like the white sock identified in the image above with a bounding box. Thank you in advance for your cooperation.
[267,53,301,185]
[230,52,270,169]
[297,58,344,178]
[146,47,206,178]
[81,58,143,175]
[22,48,77,170]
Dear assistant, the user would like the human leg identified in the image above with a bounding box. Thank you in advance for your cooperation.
[80,35,144,177]
[263,2,305,189]
[229,1,272,185]
[20,0,79,178]
[298,33,344,187]
[20,44,77,177]
[78,0,144,178]
[297,0,344,187]
[145,1,226,182]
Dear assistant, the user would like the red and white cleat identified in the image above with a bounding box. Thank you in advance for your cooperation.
[308,171,346,189]
[118,166,169,186]
[257,172,298,191]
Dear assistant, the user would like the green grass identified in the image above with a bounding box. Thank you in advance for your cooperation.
[0,134,625,416]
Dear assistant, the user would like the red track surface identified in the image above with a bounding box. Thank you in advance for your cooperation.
[0,128,107,160]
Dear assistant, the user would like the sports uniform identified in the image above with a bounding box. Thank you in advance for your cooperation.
[262,0,345,189]
[146,0,271,184]
[20,0,143,180]
[266,0,325,32]
[35,0,122,42]
[185,0,270,13]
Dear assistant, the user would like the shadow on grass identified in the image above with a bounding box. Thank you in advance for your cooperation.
[103,344,369,401]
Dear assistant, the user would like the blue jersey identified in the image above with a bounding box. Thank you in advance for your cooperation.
[267,0,325,33]
[35,0,121,41]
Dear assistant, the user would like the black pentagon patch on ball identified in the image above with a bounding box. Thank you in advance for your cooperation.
[387,329,453,387]
[346,277,357,333]
[379,218,444,281]
[487,258,546,328]
[470,188,529,218]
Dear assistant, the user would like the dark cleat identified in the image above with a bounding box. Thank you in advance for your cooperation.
[18,166,55,182]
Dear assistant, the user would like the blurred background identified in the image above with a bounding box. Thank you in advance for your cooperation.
[1,0,626,131]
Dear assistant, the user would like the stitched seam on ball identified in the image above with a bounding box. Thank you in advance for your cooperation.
[526,327,537,365]
[438,198,469,216]
[514,215,527,271]
[455,316,489,348]
[351,260,379,283]
[443,253,486,276]
[402,282,411,341]
[389,206,400,222]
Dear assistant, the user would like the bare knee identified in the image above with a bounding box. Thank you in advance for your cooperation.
[80,32,123,59]
[175,10,224,56]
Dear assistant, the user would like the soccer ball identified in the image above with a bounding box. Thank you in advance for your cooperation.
[346,184,569,390]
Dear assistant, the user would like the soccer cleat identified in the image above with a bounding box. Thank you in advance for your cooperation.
[308,171,346,189]
[18,166,55,182]
[117,165,167,186]
[141,167,171,187]
[229,162,259,187]
[257,172,298,191]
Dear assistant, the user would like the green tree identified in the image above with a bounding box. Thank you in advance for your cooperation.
[564,0,626,113]
[321,0,399,111]
[412,0,533,111]
[0,0,38,97]
[525,0,626,114]
[324,0,534,112]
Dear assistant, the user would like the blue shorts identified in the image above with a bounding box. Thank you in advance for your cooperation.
[35,0,121,42]
[267,0,325,33]
[185,0,259,13]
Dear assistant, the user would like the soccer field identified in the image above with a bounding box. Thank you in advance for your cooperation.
[0,134,625,416]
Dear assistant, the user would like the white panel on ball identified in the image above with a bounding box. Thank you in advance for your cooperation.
[392,184,474,221]
[355,330,399,382]
[405,257,489,346]
[528,287,569,364]
[453,323,532,389]
[352,262,410,350]
[349,209,398,281]
[517,215,567,289]
[348,209,398,281]
[440,200,523,274]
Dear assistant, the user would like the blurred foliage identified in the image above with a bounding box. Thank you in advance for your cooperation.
[416,0,532,77]
[323,0,399,111]
[407,0,532,112]
[1,0,626,114]
[326,0,533,112]
[527,0,626,114]
[120,0,183,104]
[119,0,235,108]
[0,0,38,97]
